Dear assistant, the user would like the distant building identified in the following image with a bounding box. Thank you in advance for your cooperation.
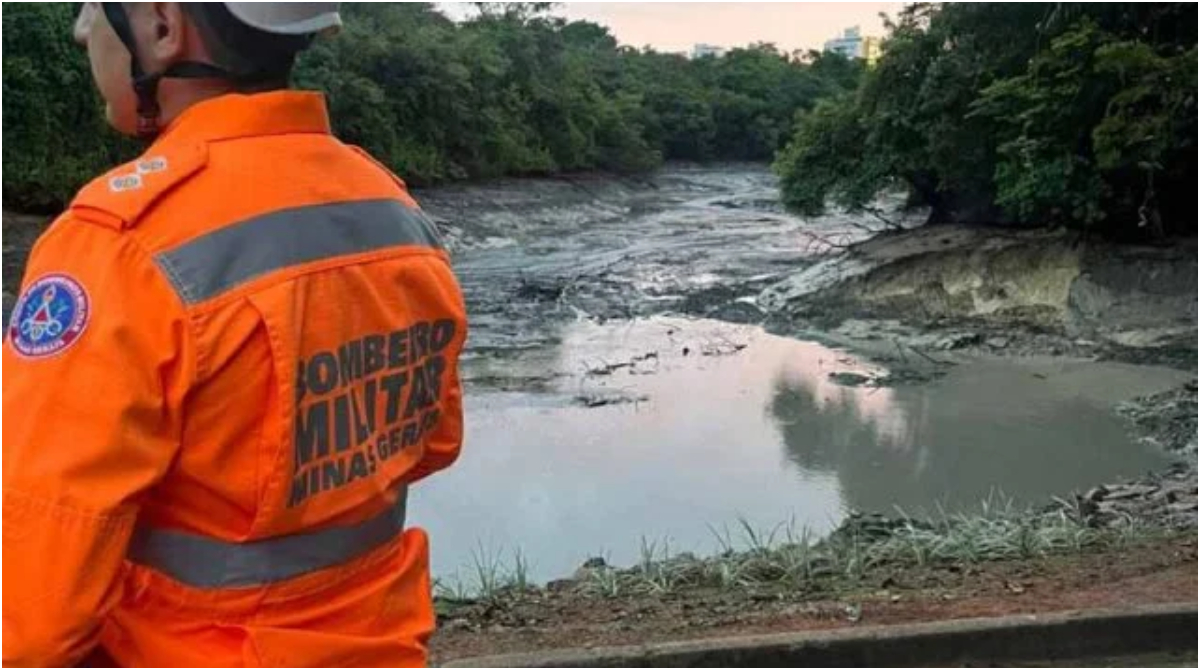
[691,43,726,59]
[823,26,882,64]
[862,35,882,64]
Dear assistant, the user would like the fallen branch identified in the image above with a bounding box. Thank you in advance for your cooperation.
[797,229,856,255]
[862,206,905,232]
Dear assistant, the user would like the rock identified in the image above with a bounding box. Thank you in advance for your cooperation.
[514,278,565,302]
[1166,501,1198,515]
[1116,382,1198,454]
[1104,484,1160,501]
[572,393,649,408]
[708,301,765,324]
[828,371,873,387]
[700,342,748,357]
[932,332,983,350]
[571,556,610,581]
[1084,485,1109,502]
[985,336,1011,349]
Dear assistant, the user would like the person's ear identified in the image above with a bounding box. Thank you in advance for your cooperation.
[73,3,99,48]
[133,3,188,71]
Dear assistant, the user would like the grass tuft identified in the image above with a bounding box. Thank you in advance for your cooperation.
[434,493,1178,601]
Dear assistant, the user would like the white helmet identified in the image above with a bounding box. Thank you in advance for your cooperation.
[224,3,342,36]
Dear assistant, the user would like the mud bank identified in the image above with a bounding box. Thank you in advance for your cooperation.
[429,533,1197,665]
[759,224,1197,371]
[750,221,1199,540]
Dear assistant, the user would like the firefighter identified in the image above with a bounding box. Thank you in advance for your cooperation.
[3,4,467,666]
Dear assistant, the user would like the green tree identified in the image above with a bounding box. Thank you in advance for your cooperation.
[4,2,862,209]
[774,2,1197,239]
[3,4,134,211]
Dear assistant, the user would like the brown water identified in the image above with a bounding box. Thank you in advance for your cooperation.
[410,316,1188,582]
[406,165,1191,583]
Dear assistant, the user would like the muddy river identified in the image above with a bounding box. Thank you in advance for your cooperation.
[406,165,1189,583]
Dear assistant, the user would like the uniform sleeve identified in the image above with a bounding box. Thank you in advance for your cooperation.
[2,217,194,667]
[406,349,464,483]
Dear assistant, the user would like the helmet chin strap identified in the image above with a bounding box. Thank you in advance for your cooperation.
[101,3,240,139]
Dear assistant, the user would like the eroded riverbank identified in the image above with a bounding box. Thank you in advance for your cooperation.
[402,165,1197,587]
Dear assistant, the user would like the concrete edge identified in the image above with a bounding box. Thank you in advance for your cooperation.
[442,602,1198,667]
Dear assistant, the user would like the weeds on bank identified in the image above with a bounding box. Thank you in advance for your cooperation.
[435,544,538,603]
[436,494,1174,601]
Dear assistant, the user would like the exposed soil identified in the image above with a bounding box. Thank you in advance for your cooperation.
[1118,382,1200,454]
[759,224,1198,372]
[429,535,1197,664]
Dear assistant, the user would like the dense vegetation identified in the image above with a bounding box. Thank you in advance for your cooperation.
[2,5,136,212]
[2,2,859,212]
[773,3,1197,239]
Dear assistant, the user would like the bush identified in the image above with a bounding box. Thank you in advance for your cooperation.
[2,4,135,211]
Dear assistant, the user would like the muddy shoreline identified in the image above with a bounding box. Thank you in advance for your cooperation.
[4,166,1195,519]
[429,535,1196,665]
[418,167,1195,661]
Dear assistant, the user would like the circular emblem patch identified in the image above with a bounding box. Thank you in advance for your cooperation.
[8,274,90,358]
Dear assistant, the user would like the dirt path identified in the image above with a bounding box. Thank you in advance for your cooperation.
[429,535,1197,664]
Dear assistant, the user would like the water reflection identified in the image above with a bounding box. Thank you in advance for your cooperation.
[414,316,1182,582]
[768,359,1178,516]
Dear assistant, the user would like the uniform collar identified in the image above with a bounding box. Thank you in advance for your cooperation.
[153,90,332,146]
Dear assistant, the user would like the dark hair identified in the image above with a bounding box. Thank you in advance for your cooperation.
[181,3,313,91]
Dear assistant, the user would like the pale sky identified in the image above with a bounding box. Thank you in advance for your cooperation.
[439,2,904,53]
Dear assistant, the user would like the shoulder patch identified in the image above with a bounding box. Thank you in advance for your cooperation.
[71,142,208,229]
[7,274,91,359]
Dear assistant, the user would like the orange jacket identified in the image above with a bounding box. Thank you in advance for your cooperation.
[3,91,467,667]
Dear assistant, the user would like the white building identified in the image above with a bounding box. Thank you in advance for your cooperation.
[691,43,726,59]
[823,26,882,63]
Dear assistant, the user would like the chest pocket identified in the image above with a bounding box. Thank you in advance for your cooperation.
[241,261,458,534]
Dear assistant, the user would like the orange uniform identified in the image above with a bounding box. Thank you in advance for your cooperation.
[3,91,467,667]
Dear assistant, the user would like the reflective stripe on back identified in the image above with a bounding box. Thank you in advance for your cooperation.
[154,198,443,304]
[127,488,407,588]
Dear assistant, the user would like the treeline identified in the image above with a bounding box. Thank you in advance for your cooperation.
[2,4,136,212]
[2,2,860,212]
[773,3,1198,239]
